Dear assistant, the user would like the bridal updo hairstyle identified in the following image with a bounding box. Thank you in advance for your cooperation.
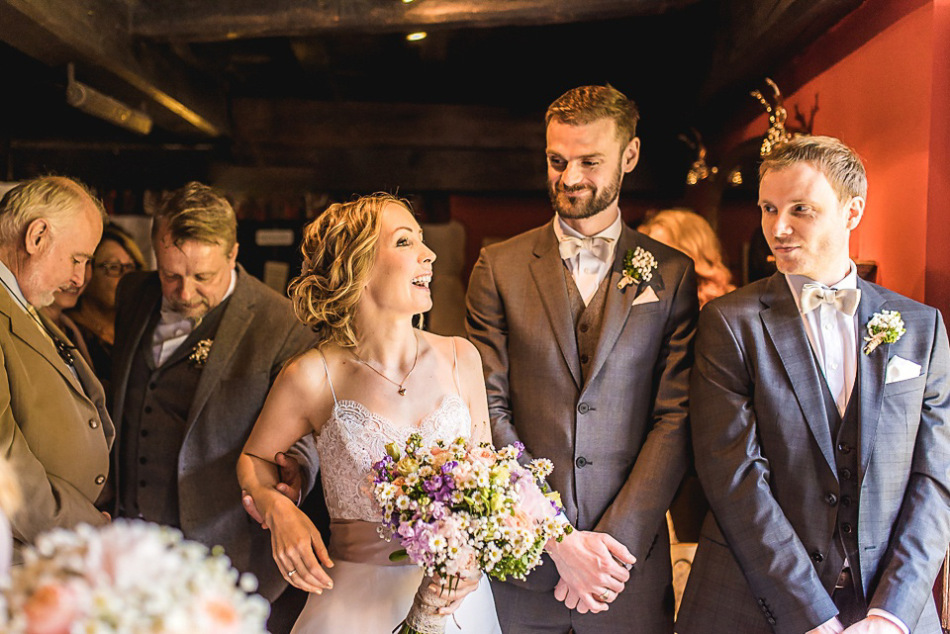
[290,193,411,348]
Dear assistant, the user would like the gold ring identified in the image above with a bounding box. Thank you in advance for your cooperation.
[598,591,610,602]
[288,569,297,578]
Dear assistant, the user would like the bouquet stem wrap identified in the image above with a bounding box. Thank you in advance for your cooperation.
[401,583,451,634]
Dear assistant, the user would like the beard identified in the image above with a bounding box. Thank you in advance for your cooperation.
[547,163,623,220]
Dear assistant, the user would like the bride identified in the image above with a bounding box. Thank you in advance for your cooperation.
[238,194,502,633]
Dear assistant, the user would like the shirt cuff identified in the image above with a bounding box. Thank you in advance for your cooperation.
[867,609,909,634]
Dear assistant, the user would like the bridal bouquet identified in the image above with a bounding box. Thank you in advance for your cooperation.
[371,434,571,634]
[0,520,269,634]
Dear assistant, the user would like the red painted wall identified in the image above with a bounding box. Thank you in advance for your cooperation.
[729,0,945,306]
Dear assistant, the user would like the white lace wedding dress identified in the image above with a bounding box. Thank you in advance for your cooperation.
[291,354,502,633]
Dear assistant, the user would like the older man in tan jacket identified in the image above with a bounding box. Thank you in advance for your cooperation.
[0,176,113,558]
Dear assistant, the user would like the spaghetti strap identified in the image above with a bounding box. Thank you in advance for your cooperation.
[318,349,339,405]
[451,337,463,399]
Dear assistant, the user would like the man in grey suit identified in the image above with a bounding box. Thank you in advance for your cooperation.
[110,182,318,627]
[466,85,698,633]
[678,136,950,634]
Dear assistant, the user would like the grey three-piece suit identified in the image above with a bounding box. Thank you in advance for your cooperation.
[466,221,697,633]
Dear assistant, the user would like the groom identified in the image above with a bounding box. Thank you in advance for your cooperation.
[466,84,698,633]
[677,135,950,634]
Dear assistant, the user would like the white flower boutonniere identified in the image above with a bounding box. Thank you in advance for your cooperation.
[189,338,213,368]
[617,247,658,291]
[863,310,906,355]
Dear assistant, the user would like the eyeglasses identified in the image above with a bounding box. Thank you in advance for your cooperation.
[94,261,139,278]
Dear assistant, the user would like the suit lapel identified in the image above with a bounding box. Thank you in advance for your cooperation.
[186,267,253,429]
[760,273,838,472]
[855,280,888,482]
[584,225,651,388]
[529,227,582,390]
[0,291,85,395]
[113,278,162,421]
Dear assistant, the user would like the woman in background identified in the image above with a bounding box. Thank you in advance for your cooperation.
[639,208,735,307]
[67,222,146,389]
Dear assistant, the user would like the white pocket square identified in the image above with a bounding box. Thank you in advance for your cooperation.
[631,286,659,307]
[885,355,921,384]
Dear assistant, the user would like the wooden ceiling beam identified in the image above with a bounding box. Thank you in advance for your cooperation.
[232,98,544,151]
[0,0,228,136]
[131,0,699,43]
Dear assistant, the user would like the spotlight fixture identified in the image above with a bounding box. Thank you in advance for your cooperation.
[406,31,427,42]
[65,64,153,135]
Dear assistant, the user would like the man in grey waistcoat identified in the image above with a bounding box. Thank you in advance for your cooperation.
[465,84,698,633]
[678,136,950,634]
[110,182,318,629]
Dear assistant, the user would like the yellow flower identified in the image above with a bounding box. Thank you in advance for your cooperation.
[396,457,419,476]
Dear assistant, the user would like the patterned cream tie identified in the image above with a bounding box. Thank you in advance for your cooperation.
[557,235,614,263]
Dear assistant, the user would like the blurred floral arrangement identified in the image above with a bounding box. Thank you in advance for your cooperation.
[0,520,269,634]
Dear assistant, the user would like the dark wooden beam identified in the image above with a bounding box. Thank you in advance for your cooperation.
[132,0,700,42]
[231,99,544,151]
[0,0,228,136]
[700,0,865,101]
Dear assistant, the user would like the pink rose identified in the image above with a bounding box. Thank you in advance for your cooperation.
[514,476,556,523]
[468,447,497,466]
[24,582,80,634]
[197,596,241,634]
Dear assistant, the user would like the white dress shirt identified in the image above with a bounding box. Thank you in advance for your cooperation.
[152,268,237,366]
[785,262,859,417]
[552,210,623,305]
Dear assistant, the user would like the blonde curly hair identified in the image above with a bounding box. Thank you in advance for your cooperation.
[289,193,411,347]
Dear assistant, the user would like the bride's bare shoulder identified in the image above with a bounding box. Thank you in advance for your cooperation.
[277,345,338,396]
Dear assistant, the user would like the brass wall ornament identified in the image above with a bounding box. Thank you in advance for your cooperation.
[750,78,793,157]
[679,128,718,186]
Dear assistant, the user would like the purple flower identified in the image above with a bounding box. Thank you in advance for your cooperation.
[513,441,525,457]
[441,461,458,474]
[423,476,444,494]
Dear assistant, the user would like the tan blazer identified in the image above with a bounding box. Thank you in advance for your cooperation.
[0,287,114,555]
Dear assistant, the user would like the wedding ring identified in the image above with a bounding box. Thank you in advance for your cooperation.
[287,569,297,578]
[598,590,611,602]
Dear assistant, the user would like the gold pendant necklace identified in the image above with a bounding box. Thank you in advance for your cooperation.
[351,332,419,396]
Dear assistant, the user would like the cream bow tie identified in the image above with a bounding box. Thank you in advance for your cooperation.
[558,235,614,263]
[801,284,861,316]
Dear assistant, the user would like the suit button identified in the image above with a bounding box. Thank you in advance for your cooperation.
[149,382,157,390]
[839,468,852,480]
[579,323,589,333]
[837,443,852,454]
[580,354,590,364]
[139,480,147,487]
[144,405,153,414]
[88,419,99,429]
[139,457,148,465]
[841,495,852,507]
[95,474,105,485]
[825,493,838,506]
[575,456,589,468]
[811,551,824,563]
[768,618,776,626]
[841,523,854,534]
[577,403,590,414]
[141,429,149,437]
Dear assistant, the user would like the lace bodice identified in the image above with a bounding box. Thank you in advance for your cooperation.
[315,395,471,522]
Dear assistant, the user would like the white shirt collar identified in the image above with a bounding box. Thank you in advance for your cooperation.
[0,258,32,312]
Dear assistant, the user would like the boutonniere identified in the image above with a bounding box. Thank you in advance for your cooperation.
[188,338,213,368]
[863,310,905,354]
[617,247,658,291]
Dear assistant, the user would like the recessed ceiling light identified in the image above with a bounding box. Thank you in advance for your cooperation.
[406,31,427,42]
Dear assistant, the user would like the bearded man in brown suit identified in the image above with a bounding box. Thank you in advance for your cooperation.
[466,85,698,633]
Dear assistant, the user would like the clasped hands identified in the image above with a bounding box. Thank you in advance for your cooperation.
[547,529,636,614]
[808,615,903,634]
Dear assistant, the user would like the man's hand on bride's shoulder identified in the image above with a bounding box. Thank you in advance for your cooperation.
[547,530,635,613]
[241,451,303,529]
